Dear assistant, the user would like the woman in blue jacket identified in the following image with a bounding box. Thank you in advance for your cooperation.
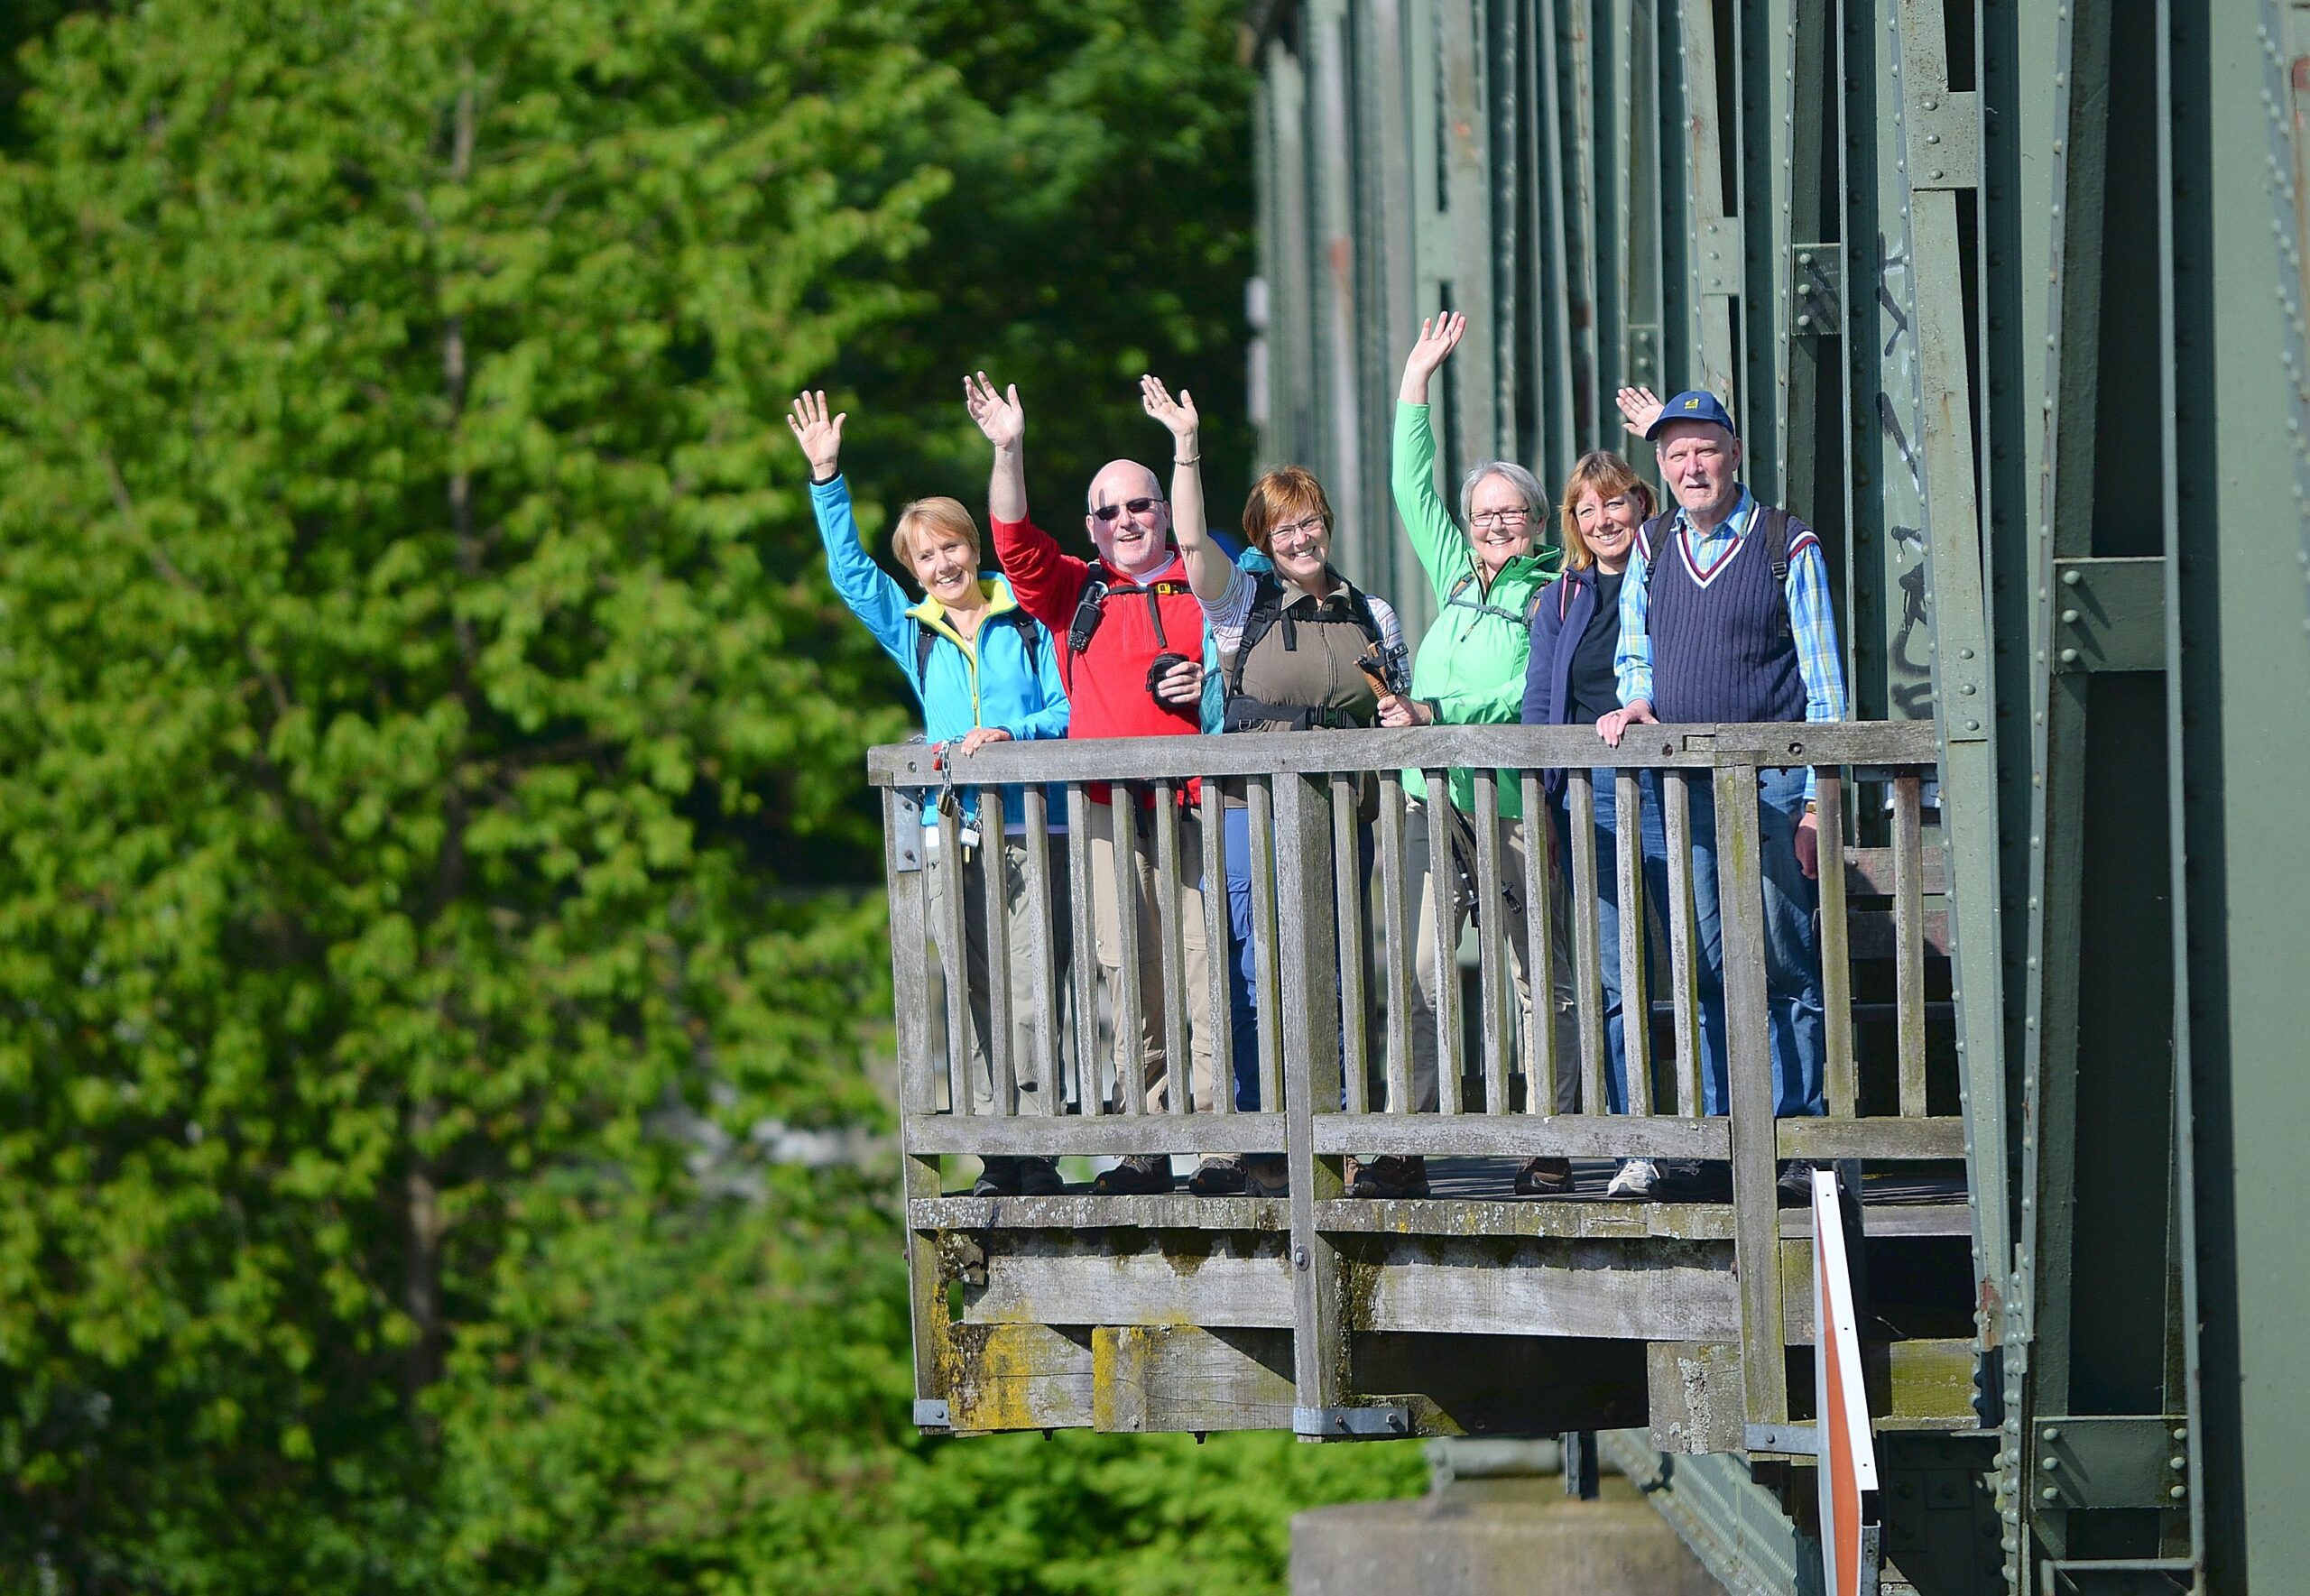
[790,391,1071,1196]
[1523,451,1659,1199]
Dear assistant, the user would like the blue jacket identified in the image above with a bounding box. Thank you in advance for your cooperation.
[811,475,1068,826]
[1520,565,1603,798]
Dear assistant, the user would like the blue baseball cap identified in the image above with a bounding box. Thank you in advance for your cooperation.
[1645,390,1738,439]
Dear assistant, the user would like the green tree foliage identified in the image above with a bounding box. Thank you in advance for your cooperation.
[0,0,1413,1591]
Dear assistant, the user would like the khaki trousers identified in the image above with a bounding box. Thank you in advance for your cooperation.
[925,836,1074,1113]
[1086,798,1219,1114]
[1399,805,1581,1113]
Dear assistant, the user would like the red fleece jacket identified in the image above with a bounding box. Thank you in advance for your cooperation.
[990,513,1205,805]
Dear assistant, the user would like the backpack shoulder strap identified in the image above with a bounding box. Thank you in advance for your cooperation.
[915,605,1043,682]
[1226,572,1287,700]
[1760,506,1794,636]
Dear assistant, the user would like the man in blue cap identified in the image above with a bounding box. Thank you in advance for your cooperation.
[1597,388,1846,1204]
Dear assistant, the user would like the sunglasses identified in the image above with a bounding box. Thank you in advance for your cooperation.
[1091,497,1166,522]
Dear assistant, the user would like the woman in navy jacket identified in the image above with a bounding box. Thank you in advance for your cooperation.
[1522,452,1659,1198]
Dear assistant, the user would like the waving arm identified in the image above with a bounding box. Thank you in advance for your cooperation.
[1141,374,1228,603]
[965,370,1029,523]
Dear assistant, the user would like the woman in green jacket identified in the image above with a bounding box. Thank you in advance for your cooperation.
[1354,312,1579,1200]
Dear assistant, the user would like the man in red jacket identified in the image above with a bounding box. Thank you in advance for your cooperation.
[964,371,1219,1195]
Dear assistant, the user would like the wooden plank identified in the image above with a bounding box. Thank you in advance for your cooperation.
[1715,762,1788,1425]
[1423,775,1464,1115]
[1274,771,1350,1416]
[1649,1341,1748,1453]
[1843,844,1946,897]
[935,798,974,1115]
[1312,1112,1729,1160]
[960,1232,1296,1332]
[1778,1202,1974,1241]
[1332,773,1370,1114]
[1066,784,1102,1117]
[1773,1115,1967,1161]
[886,789,955,1415]
[1815,770,1858,1119]
[1357,1234,1741,1340]
[911,1193,1293,1233]
[864,721,1944,788]
[1566,770,1610,1116]
[979,787,1016,1115]
[1151,780,1190,1116]
[1471,770,1510,1112]
[1891,772,1929,1115]
[1092,1324,1297,1434]
[905,1112,1292,1159]
[1200,780,1232,1115]
[944,1322,1094,1432]
[1107,792,1147,1115]
[1020,786,1058,1115]
[1660,770,1704,1117]
[1520,772,1557,1114]
[1247,779,1284,1113]
[1614,770,1652,1115]
[1377,773,1415,1114]
[1317,1196,1735,1242]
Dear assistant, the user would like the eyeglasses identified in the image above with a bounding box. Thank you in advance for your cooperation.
[1091,497,1166,522]
[1471,507,1531,529]
[1268,514,1327,544]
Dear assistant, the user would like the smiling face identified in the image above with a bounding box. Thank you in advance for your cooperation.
[901,524,984,612]
[1085,460,1172,577]
[1573,484,1642,573]
[1243,466,1337,595]
[1654,421,1742,521]
[1466,471,1537,576]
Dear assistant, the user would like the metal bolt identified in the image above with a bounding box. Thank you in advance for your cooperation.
[2061,608,2079,623]
[2173,1427,2188,1443]
[2062,567,2082,586]
[2170,1455,2187,1471]
[2041,1487,2059,1502]
[2040,1456,2059,1471]
[2042,1427,2061,1442]
[1294,1246,1309,1270]
[2059,648,2079,663]
[2170,1485,2187,1501]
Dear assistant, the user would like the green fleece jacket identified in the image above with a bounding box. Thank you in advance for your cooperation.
[1392,401,1562,820]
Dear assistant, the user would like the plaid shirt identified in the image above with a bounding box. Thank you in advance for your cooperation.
[1613,487,1847,801]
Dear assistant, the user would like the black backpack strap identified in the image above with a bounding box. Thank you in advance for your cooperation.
[1065,561,1111,665]
[915,605,1044,683]
[1225,572,1286,702]
[1761,507,1793,636]
[1637,512,1674,634]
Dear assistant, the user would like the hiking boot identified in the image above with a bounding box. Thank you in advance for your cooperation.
[1777,1159,1823,1207]
[1241,1153,1289,1196]
[1652,1160,1733,1202]
[1604,1158,1659,1199]
[1090,1154,1174,1195]
[1346,1154,1430,1198]
[971,1157,1023,1197]
[1187,1155,1247,1195]
[1017,1157,1064,1196]
[1513,1156,1574,1196]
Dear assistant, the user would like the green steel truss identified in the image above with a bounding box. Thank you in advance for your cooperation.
[1249,0,2310,1589]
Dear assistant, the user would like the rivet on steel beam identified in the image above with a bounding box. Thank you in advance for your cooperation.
[2041,1456,2058,1471]
[2170,1486,2187,1501]
[2174,1427,2189,1443]
[2061,568,2081,586]
[2061,609,2079,623]
[2041,1488,2059,1503]
[2170,1455,2187,1471]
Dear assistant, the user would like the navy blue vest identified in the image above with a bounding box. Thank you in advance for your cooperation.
[1646,504,1809,724]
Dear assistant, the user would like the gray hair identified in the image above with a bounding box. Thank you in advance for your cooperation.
[1457,460,1549,529]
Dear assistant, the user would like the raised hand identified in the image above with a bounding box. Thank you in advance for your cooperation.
[785,390,846,480]
[1140,374,1200,445]
[964,370,1025,452]
[1615,385,1665,439]
[1397,311,1467,402]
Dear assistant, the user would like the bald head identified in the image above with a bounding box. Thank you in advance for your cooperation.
[1085,458,1173,577]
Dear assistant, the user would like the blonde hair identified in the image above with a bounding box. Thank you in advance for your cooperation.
[1556,453,1656,571]
[890,496,982,572]
[1241,466,1334,554]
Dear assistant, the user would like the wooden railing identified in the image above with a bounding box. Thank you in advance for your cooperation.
[870,721,1958,1440]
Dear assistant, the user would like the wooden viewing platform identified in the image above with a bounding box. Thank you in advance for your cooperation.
[872,722,1988,1454]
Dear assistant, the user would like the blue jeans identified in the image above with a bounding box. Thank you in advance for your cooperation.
[1549,772,1660,1115]
[1555,768,1825,1120]
[1223,803,1372,1112]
